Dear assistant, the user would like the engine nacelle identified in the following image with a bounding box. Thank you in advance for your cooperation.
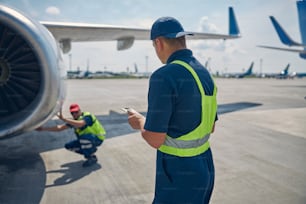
[0,5,65,139]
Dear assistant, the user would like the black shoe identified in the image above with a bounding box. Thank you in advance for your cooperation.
[82,155,97,167]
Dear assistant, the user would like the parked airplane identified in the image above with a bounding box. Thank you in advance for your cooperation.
[258,0,306,59]
[260,63,290,79]
[129,63,151,78]
[76,70,93,79]
[223,62,254,78]
[0,5,240,139]
[67,70,92,79]
[290,71,306,78]
[259,63,306,79]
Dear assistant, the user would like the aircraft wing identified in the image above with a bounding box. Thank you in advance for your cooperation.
[41,21,150,52]
[185,32,239,40]
[42,22,240,41]
[41,21,150,42]
[257,45,306,53]
[42,7,240,53]
[43,21,239,52]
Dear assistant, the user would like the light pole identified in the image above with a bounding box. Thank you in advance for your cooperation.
[260,58,263,75]
[69,53,72,70]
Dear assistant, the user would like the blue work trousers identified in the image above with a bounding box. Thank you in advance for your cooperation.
[65,134,103,158]
[153,148,215,204]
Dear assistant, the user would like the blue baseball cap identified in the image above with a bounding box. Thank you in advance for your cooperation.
[150,16,194,40]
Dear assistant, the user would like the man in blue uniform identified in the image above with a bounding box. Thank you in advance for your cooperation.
[128,17,218,203]
[37,103,106,167]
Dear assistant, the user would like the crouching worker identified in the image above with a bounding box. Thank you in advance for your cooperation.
[37,103,106,167]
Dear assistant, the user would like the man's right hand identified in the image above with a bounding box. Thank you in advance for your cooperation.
[128,110,145,130]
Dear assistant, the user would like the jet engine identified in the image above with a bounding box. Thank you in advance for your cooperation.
[0,5,65,139]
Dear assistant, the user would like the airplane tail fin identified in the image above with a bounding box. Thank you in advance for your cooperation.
[297,0,306,46]
[229,7,240,36]
[297,0,306,59]
[134,63,138,73]
[283,63,290,75]
[246,62,254,75]
[238,62,254,78]
[270,16,301,46]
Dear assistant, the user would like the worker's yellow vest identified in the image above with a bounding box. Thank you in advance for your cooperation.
[75,112,106,140]
[158,60,217,157]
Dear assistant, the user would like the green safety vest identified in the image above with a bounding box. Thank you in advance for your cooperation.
[158,60,217,157]
[75,112,106,140]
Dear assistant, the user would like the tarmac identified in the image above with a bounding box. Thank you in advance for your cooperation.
[0,78,306,204]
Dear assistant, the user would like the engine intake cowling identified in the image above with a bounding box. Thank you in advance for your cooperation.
[0,5,65,139]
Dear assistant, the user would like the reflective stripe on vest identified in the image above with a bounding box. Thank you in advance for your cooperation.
[158,60,217,157]
[75,112,106,140]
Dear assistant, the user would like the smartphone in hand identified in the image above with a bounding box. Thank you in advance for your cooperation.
[120,107,137,114]
[120,107,131,113]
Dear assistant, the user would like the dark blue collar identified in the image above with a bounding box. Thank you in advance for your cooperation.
[166,49,193,64]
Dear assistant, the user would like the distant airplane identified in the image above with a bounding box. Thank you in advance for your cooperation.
[290,71,306,78]
[275,63,290,79]
[0,5,241,139]
[134,63,138,73]
[223,62,254,78]
[259,63,306,79]
[258,0,306,59]
[76,70,93,79]
[125,63,151,78]
[260,63,290,79]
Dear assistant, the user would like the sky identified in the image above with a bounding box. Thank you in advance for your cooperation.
[1,0,305,74]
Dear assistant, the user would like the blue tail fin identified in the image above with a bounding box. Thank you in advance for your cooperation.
[297,0,306,46]
[246,62,254,75]
[229,7,240,36]
[283,64,290,75]
[270,16,301,46]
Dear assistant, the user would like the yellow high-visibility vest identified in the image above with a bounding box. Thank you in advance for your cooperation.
[158,60,217,157]
[75,112,106,140]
